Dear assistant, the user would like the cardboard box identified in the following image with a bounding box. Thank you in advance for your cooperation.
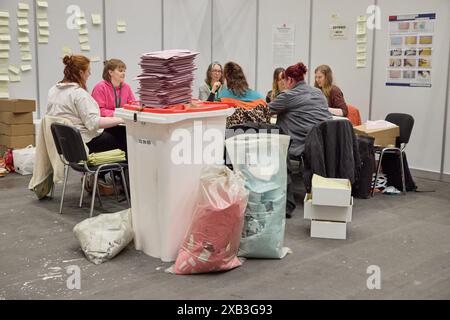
[0,99,36,113]
[311,174,352,207]
[0,122,35,136]
[0,134,35,149]
[354,121,400,147]
[304,194,352,222]
[311,220,347,240]
[0,112,33,125]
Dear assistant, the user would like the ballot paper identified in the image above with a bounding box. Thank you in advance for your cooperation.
[135,49,199,107]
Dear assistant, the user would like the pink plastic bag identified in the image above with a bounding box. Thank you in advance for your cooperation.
[170,166,248,274]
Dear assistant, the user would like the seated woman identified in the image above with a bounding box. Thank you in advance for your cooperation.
[314,64,348,117]
[46,55,127,191]
[92,59,136,117]
[218,61,270,127]
[198,62,225,101]
[266,67,285,103]
[269,62,332,218]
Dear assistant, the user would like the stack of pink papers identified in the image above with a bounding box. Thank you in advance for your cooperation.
[136,49,199,107]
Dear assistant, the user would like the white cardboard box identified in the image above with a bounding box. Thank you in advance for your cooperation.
[311,174,351,207]
[304,193,352,222]
[311,220,347,240]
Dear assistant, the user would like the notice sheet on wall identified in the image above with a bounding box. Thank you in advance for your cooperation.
[272,23,295,68]
[386,13,435,88]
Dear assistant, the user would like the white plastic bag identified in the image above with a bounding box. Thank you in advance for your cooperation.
[73,209,134,265]
[12,145,35,175]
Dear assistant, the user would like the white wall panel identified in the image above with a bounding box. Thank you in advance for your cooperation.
[163,0,211,99]
[372,0,450,173]
[105,0,162,97]
[257,0,310,95]
[212,0,257,90]
[310,0,375,122]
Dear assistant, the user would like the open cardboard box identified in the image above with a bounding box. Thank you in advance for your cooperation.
[354,120,400,147]
[304,193,352,222]
[311,174,352,207]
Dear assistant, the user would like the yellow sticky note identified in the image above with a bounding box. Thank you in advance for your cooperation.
[117,26,126,33]
[91,14,102,25]
[9,74,21,82]
[21,52,32,60]
[0,34,11,41]
[79,35,89,43]
[39,28,49,36]
[17,10,28,18]
[37,1,48,8]
[18,27,29,34]
[356,60,366,68]
[356,44,366,53]
[20,44,30,51]
[0,20,9,27]
[79,28,88,35]
[0,11,9,18]
[62,46,72,54]
[80,44,90,51]
[21,64,32,71]
[77,18,87,26]
[17,18,29,26]
[8,65,20,74]
[38,20,49,28]
[0,74,9,81]
[0,66,8,74]
[38,36,48,44]
[18,3,29,11]
[357,52,366,60]
[0,52,9,59]
[357,15,367,22]
[18,36,30,43]
[0,27,9,33]
[37,12,47,19]
[90,56,100,62]
[0,43,10,50]
[117,20,126,26]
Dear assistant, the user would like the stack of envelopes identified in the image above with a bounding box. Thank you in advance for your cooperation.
[136,49,199,107]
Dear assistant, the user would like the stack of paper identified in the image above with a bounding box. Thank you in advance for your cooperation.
[136,49,199,107]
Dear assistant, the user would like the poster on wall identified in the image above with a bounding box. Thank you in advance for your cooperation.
[272,23,295,68]
[386,13,435,88]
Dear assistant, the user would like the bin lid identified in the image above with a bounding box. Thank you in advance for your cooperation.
[116,100,235,124]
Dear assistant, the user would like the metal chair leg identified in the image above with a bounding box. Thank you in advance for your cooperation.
[399,150,406,194]
[90,171,100,218]
[79,173,86,207]
[59,165,69,214]
[110,170,119,202]
[371,150,385,196]
[120,167,131,207]
[50,182,55,199]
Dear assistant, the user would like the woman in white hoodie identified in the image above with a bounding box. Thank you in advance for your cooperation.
[46,55,126,153]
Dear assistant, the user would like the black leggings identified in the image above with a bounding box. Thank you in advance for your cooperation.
[86,126,128,181]
[87,125,127,156]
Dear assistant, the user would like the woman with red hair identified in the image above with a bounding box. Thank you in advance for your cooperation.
[269,62,332,217]
[46,55,126,153]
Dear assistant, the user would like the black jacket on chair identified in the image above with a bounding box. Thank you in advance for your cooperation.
[302,119,360,193]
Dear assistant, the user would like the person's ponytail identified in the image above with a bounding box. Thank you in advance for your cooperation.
[61,55,90,90]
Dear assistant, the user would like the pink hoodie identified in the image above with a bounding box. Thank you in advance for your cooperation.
[91,80,136,117]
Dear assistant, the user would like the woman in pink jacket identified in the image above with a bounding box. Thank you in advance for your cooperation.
[92,59,136,117]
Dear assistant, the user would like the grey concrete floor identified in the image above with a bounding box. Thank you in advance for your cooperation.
[0,171,449,300]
